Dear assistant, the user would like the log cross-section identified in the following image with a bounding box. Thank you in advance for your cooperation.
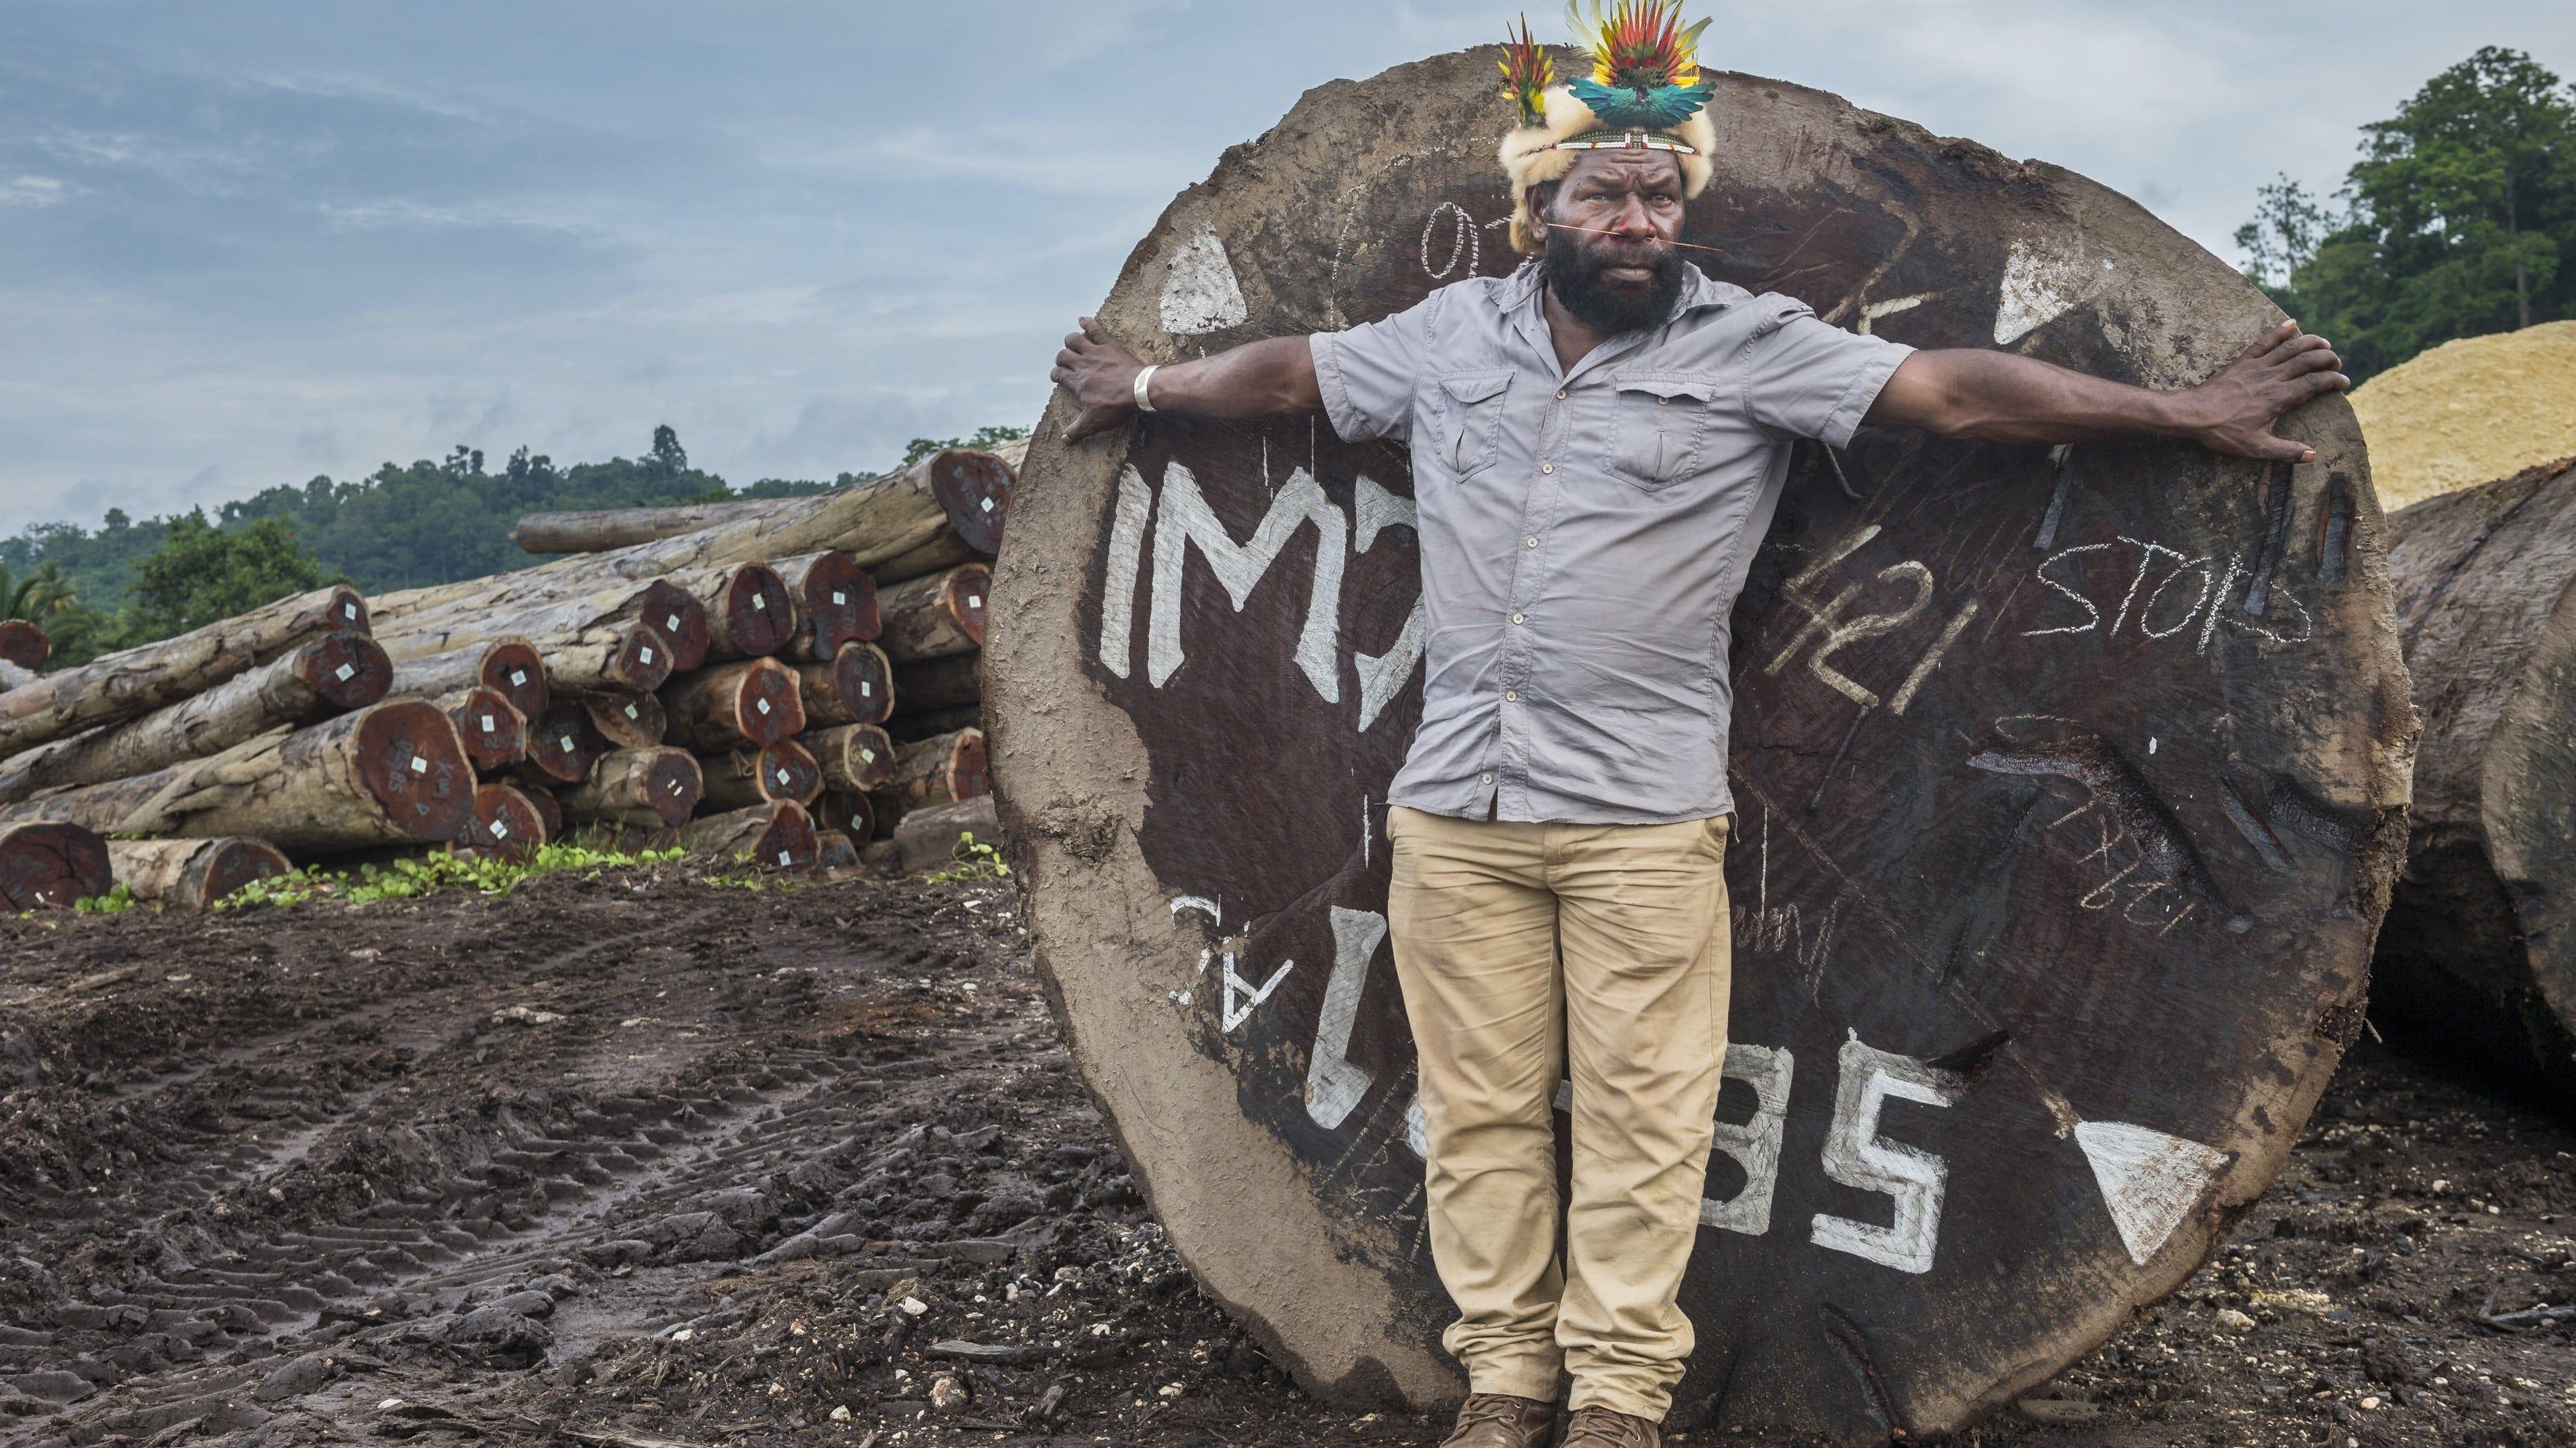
[662,657,804,750]
[777,551,879,658]
[794,642,895,728]
[876,564,990,663]
[441,687,528,772]
[582,692,668,750]
[455,783,547,862]
[697,739,823,812]
[106,836,291,910]
[870,727,987,818]
[807,724,900,794]
[515,702,609,785]
[390,638,548,721]
[0,620,50,671]
[561,747,703,829]
[0,822,112,910]
[987,48,2414,1443]
[682,800,818,868]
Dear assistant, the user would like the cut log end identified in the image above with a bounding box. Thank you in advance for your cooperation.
[444,687,529,772]
[683,800,819,869]
[520,703,608,784]
[458,783,547,862]
[931,449,1014,554]
[947,729,990,801]
[324,586,372,636]
[0,821,112,910]
[523,786,564,843]
[617,625,678,692]
[795,551,879,657]
[352,701,478,842]
[297,631,394,711]
[582,692,668,750]
[814,829,860,871]
[481,640,550,720]
[758,739,822,806]
[635,749,705,828]
[0,620,50,670]
[813,791,876,844]
[643,580,713,674]
[813,724,901,795]
[106,836,291,909]
[722,564,798,658]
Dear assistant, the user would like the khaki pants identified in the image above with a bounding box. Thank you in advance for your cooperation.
[1387,805,1731,1423]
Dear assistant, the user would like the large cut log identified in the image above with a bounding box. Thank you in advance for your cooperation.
[513,497,771,553]
[662,657,803,750]
[793,641,894,728]
[0,822,112,909]
[0,585,367,764]
[106,836,290,909]
[697,739,823,812]
[872,437,1024,585]
[498,449,1012,572]
[813,829,859,872]
[672,562,796,662]
[454,782,547,863]
[986,49,2414,1441]
[560,747,702,830]
[581,691,667,749]
[440,687,527,772]
[376,580,707,679]
[681,799,818,869]
[777,551,878,659]
[876,564,989,663]
[812,791,875,845]
[389,638,548,721]
[0,632,392,806]
[890,654,981,713]
[868,727,987,818]
[894,793,1003,874]
[886,704,982,743]
[2373,456,2576,1098]
[0,620,49,670]
[515,702,606,785]
[0,701,473,853]
[806,724,900,795]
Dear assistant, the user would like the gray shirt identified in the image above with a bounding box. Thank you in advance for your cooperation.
[1310,262,1912,825]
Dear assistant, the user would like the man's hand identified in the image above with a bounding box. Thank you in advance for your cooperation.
[2176,320,2350,463]
[1051,317,1144,443]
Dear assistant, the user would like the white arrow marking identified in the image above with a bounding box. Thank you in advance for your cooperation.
[2074,1120,2231,1265]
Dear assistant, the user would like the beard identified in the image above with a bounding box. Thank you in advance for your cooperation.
[1541,227,1685,335]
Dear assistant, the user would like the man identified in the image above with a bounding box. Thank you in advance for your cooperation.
[1050,9,2346,1445]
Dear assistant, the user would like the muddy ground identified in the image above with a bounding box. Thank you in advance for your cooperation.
[0,864,2569,1447]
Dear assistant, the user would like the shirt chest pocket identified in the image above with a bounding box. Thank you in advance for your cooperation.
[1437,370,1512,479]
[1605,372,1722,492]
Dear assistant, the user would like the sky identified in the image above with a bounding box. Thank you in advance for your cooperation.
[2,1,2572,539]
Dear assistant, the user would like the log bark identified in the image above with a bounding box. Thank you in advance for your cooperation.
[887,704,982,743]
[876,564,989,663]
[0,822,112,909]
[0,632,392,806]
[389,638,548,722]
[697,739,823,812]
[681,800,818,869]
[776,551,878,659]
[454,783,547,863]
[559,747,702,830]
[987,49,2415,1441]
[894,793,1002,874]
[661,657,803,750]
[0,660,35,694]
[811,790,876,844]
[376,580,708,678]
[806,724,900,795]
[515,702,608,785]
[494,448,1012,572]
[0,620,50,670]
[523,785,564,843]
[0,585,368,763]
[0,701,474,853]
[672,562,796,662]
[793,642,894,728]
[2374,457,2576,1097]
[813,829,859,872]
[513,497,772,553]
[891,654,982,713]
[580,691,667,749]
[440,687,527,772]
[106,836,290,909]
[867,727,986,820]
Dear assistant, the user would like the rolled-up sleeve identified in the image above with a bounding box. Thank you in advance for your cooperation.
[1743,305,1914,449]
[1310,292,1440,444]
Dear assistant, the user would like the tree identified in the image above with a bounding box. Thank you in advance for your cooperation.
[126,511,340,639]
[0,561,76,624]
[2238,47,2576,380]
[650,424,688,477]
[900,424,1030,468]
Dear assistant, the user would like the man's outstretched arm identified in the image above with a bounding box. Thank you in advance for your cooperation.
[1051,318,1322,442]
[1866,320,2349,463]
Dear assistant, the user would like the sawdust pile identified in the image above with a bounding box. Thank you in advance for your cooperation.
[2351,321,2576,509]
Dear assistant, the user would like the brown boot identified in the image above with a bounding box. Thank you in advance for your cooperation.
[1437,1393,1556,1447]
[1558,1405,1660,1447]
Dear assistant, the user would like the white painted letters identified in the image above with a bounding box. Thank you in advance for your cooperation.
[1810,1031,1964,1275]
[1306,907,1388,1129]
[1701,1044,1795,1236]
[1147,463,1347,701]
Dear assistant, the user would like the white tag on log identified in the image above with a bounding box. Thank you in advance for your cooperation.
[967,595,983,609]
[640,646,654,665]
[666,614,682,632]
[410,755,428,774]
[860,682,872,697]
[980,497,995,513]
[756,699,771,715]
[560,736,576,751]
[778,850,792,865]
[832,591,847,605]
[491,820,509,839]
[481,715,496,732]
[344,602,359,618]
[625,703,640,719]
[511,670,528,687]
[669,779,683,793]
[335,663,356,681]
[776,769,791,785]
[860,748,876,763]
[752,594,766,610]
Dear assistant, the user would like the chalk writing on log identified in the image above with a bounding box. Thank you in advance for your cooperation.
[1765,524,1980,714]
[2023,535,2314,650]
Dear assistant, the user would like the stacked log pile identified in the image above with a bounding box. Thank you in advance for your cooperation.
[0,444,1015,905]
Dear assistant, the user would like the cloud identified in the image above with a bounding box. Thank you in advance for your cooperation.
[0,174,75,206]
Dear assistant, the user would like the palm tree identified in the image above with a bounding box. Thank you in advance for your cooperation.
[0,561,76,623]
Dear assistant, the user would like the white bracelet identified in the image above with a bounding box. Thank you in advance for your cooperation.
[1132,364,1159,414]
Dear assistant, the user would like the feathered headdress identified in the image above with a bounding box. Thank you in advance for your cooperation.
[1497,1,1718,255]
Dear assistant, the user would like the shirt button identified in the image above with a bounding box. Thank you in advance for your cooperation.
[1541,462,1554,474]
[1658,396,1669,406]
[1480,772,1494,785]
[1504,689,1520,702]
[1523,536,1538,548]
[1555,389,1568,401]
[1509,612,1525,625]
